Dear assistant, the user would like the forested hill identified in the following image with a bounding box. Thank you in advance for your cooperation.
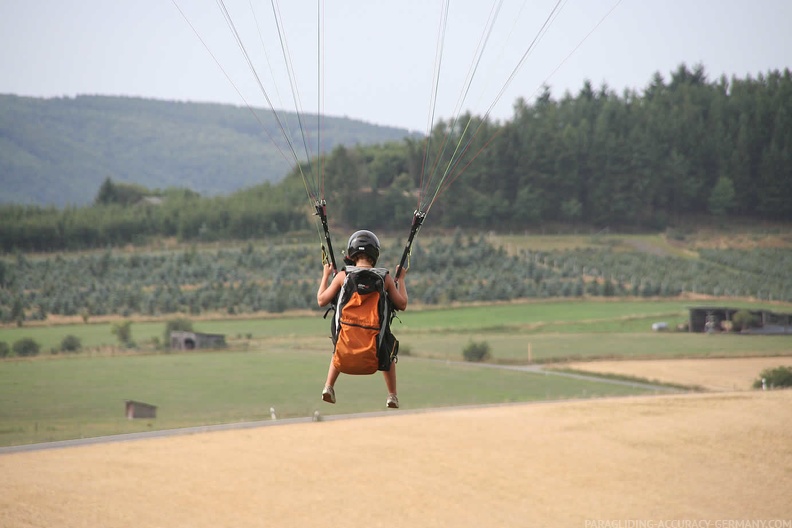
[0,94,414,207]
[2,66,791,252]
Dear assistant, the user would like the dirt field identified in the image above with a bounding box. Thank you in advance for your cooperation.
[2,389,790,528]
[561,356,792,391]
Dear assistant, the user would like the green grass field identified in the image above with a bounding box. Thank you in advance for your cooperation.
[0,349,650,447]
[1,299,790,447]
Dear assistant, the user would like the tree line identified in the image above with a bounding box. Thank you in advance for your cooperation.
[403,64,792,229]
[0,179,309,251]
[1,65,790,252]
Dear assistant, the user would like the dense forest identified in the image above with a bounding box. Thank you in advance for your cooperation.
[402,64,792,230]
[0,94,414,207]
[1,65,791,252]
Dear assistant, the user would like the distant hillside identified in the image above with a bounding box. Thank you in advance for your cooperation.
[0,94,415,207]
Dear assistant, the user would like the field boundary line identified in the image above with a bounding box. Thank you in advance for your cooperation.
[420,357,685,392]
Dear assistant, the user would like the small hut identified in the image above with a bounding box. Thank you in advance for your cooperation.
[125,400,157,419]
[170,331,227,350]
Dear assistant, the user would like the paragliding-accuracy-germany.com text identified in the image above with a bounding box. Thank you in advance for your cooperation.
[584,520,792,528]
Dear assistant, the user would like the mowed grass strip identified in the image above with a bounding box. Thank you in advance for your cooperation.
[392,299,789,331]
[2,299,789,349]
[0,348,651,447]
[0,315,330,350]
[402,333,792,363]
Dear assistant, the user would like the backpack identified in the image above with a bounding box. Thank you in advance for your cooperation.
[330,266,399,375]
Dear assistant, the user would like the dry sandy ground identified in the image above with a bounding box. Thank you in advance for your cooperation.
[2,389,791,528]
[561,357,792,391]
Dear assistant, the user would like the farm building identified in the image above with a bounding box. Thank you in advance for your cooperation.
[688,307,792,334]
[170,331,227,350]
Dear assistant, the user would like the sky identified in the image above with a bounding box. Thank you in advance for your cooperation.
[1,0,790,133]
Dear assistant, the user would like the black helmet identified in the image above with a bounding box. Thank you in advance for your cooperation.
[346,230,380,266]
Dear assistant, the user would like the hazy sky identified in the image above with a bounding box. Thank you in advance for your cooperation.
[1,0,790,132]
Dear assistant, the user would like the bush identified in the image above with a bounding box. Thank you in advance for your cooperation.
[0,341,9,358]
[111,320,134,348]
[12,337,40,357]
[731,310,759,332]
[753,366,792,389]
[462,340,491,362]
[60,334,82,353]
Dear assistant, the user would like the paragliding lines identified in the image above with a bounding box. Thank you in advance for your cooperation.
[418,0,568,218]
[170,0,293,168]
[531,0,623,101]
[173,1,624,275]
[173,0,335,268]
